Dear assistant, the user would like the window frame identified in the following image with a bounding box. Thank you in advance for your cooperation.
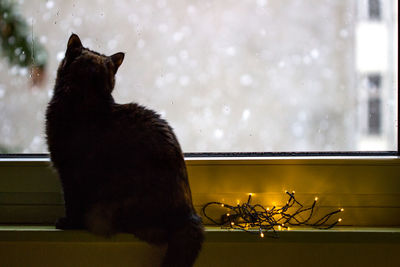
[0,0,398,227]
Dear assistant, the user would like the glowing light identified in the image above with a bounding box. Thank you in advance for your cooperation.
[202,189,344,238]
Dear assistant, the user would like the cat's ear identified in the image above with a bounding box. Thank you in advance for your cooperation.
[110,52,125,73]
[66,33,82,58]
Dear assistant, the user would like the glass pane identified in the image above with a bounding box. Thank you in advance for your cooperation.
[0,0,397,153]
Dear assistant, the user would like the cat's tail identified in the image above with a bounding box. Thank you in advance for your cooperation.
[162,213,204,267]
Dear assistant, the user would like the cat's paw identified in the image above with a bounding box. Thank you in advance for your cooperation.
[55,217,84,230]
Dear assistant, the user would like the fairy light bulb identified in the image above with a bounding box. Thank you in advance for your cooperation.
[202,189,344,236]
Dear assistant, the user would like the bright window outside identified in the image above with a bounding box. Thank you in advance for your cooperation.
[0,0,398,153]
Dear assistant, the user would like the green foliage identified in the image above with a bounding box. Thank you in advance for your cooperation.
[0,143,17,153]
[0,0,47,69]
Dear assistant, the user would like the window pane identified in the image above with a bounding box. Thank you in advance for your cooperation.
[0,0,397,153]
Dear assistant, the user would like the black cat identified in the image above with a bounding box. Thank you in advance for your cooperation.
[46,34,204,267]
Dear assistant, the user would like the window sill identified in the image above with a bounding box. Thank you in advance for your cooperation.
[0,225,399,267]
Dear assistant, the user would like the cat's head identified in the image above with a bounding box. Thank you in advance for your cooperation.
[58,34,124,94]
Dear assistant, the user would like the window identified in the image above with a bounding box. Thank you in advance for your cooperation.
[0,0,398,154]
[367,74,382,135]
[368,98,381,135]
[369,0,382,20]
[0,0,398,228]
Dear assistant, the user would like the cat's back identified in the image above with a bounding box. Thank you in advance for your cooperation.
[110,102,184,163]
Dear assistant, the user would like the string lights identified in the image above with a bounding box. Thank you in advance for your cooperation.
[202,191,344,238]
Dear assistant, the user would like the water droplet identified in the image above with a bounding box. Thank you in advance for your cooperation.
[46,1,54,9]
[8,36,15,45]
[19,54,26,62]
[179,76,190,86]
[39,36,47,44]
[19,67,28,76]
[242,109,251,121]
[14,47,22,55]
[187,5,197,14]
[256,0,267,7]
[310,49,319,59]
[0,86,5,98]
[223,105,231,115]
[214,129,224,139]
[173,32,184,42]
[56,51,64,62]
[226,46,236,56]
[240,74,253,86]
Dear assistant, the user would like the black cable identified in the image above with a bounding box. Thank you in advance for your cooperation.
[202,191,344,238]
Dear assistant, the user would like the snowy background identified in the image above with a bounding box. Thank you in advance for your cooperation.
[0,0,397,153]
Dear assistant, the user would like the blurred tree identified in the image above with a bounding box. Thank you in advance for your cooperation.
[0,0,48,85]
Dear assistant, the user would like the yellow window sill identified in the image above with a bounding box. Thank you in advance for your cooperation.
[0,226,399,267]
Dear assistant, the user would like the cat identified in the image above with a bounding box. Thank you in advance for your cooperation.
[45,34,204,267]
